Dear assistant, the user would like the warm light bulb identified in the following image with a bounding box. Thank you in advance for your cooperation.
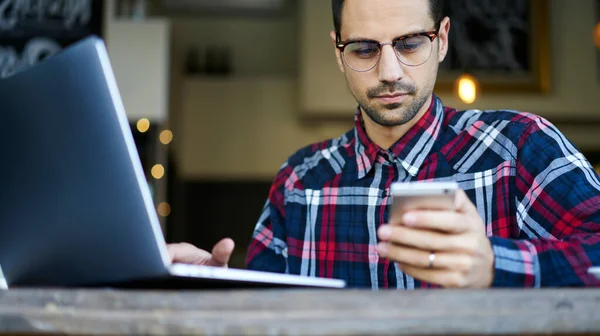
[456,74,478,104]
[151,164,165,179]
[159,130,173,145]
[594,22,600,48]
[137,118,150,133]
[157,202,171,217]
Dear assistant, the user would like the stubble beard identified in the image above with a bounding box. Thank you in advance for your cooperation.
[359,93,429,127]
[349,68,437,127]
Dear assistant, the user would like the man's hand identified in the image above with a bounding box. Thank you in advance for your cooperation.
[167,238,235,268]
[377,189,495,288]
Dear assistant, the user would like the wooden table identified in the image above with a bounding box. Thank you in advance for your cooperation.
[0,288,599,335]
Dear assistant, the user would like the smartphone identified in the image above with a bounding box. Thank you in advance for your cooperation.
[390,181,458,220]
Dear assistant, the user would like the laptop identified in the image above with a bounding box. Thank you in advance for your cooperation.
[0,35,345,290]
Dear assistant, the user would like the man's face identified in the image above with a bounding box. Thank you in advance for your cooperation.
[331,0,450,127]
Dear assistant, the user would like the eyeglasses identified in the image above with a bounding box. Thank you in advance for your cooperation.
[335,30,440,72]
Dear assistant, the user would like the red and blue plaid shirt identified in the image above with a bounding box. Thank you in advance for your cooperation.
[245,94,600,288]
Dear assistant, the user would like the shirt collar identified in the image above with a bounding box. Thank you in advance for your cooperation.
[354,94,445,179]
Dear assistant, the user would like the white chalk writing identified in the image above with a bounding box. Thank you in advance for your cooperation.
[0,0,95,77]
[0,0,92,30]
[0,37,60,77]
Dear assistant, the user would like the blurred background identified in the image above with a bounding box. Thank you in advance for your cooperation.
[2,0,600,269]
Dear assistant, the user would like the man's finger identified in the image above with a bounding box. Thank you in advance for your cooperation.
[399,210,469,233]
[378,243,472,272]
[397,263,466,288]
[167,242,212,265]
[378,225,466,252]
[455,189,478,215]
[210,238,235,267]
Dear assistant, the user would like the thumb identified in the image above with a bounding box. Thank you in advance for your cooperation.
[455,188,477,215]
[209,238,235,267]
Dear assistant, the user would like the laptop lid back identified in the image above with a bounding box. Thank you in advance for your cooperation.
[0,36,171,287]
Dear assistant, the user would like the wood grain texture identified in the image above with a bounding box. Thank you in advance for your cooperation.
[0,288,599,335]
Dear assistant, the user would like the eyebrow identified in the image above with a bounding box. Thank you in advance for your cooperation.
[342,29,431,42]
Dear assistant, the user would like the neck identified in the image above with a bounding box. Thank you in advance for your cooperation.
[362,95,433,150]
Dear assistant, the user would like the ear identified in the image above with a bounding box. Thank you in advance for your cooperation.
[330,30,346,73]
[437,16,451,63]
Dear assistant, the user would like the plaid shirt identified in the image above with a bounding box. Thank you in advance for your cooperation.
[245,94,600,288]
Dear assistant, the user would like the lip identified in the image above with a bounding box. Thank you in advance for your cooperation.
[375,93,407,104]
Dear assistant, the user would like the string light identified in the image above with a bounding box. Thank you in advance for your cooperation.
[594,22,600,48]
[136,118,150,133]
[151,164,164,179]
[157,202,171,217]
[159,130,173,145]
[455,73,478,104]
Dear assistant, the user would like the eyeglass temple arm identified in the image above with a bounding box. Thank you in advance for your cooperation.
[335,33,346,49]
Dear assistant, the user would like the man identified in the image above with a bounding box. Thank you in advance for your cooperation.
[168,0,600,288]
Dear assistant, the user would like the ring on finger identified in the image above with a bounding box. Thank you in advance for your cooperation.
[428,252,435,268]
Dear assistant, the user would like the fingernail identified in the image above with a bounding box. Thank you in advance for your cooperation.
[377,242,388,257]
[378,225,391,240]
[403,213,417,226]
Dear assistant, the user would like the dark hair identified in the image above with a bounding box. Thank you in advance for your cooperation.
[332,0,444,37]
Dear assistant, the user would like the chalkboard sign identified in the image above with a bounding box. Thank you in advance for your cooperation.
[0,0,104,78]
[435,0,549,93]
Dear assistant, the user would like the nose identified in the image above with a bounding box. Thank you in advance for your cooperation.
[377,44,404,83]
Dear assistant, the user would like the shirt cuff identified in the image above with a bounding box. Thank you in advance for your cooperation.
[489,236,541,288]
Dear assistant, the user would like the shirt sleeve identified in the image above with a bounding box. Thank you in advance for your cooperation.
[245,163,291,273]
[490,116,600,287]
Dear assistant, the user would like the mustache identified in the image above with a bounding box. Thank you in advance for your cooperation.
[367,82,417,98]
